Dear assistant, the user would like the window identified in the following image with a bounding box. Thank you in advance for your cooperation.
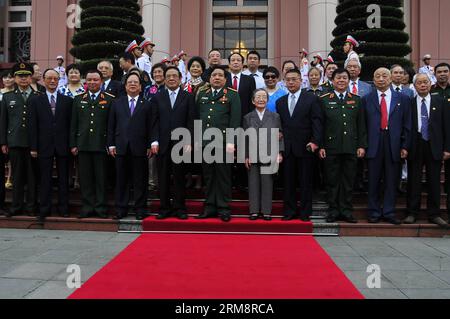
[9,0,31,6]
[9,11,26,22]
[213,14,268,59]
[9,27,30,62]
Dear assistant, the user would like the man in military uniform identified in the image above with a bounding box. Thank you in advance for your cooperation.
[137,38,155,76]
[195,66,242,222]
[343,35,360,66]
[70,70,114,219]
[321,62,338,92]
[319,68,367,223]
[431,62,450,220]
[0,62,39,217]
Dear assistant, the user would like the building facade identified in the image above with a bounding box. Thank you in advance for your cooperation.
[0,0,449,71]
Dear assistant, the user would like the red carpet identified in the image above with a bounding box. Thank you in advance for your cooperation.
[142,217,313,234]
[69,234,363,299]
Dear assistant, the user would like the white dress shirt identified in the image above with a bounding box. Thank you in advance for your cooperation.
[231,72,242,90]
[377,89,392,120]
[103,79,111,91]
[416,94,431,132]
[243,69,265,89]
[46,91,58,105]
[334,91,347,100]
[88,91,101,100]
[288,89,302,110]
[256,108,266,121]
[349,79,360,94]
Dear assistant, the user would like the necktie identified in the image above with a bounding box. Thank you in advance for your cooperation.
[339,93,344,104]
[233,76,238,90]
[22,91,29,102]
[101,83,106,92]
[421,99,429,141]
[91,94,96,101]
[213,90,218,97]
[130,98,136,115]
[396,87,401,93]
[380,93,388,130]
[289,94,296,117]
[352,82,358,95]
[50,95,56,116]
[170,91,176,108]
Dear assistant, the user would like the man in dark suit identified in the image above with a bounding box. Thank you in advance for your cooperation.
[276,68,323,221]
[29,69,73,223]
[98,60,122,97]
[228,52,257,116]
[150,66,195,220]
[363,67,412,225]
[108,73,152,221]
[404,73,450,228]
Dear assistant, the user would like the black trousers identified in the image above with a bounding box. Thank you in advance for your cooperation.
[39,155,69,217]
[9,147,37,215]
[157,151,186,214]
[283,155,313,217]
[407,136,441,219]
[115,151,148,216]
[0,153,5,209]
[445,160,450,217]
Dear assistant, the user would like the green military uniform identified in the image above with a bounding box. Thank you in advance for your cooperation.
[70,91,113,217]
[196,85,241,218]
[320,91,367,219]
[431,83,450,217]
[302,87,324,97]
[320,80,334,93]
[0,63,39,216]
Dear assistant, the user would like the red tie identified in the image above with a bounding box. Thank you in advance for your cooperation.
[380,93,388,129]
[352,82,358,95]
[233,76,238,90]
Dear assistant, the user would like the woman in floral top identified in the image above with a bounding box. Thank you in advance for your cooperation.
[144,63,166,101]
[58,64,85,98]
[183,56,206,97]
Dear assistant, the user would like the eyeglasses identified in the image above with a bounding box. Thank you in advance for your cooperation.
[264,75,277,80]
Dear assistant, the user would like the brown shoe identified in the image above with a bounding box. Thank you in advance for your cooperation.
[429,217,448,229]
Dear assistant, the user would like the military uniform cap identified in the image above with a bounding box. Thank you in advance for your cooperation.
[12,62,33,76]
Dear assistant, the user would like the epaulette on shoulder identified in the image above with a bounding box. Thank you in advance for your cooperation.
[198,83,211,93]
[227,87,238,93]
[320,92,331,99]
[103,92,114,98]
[348,93,360,99]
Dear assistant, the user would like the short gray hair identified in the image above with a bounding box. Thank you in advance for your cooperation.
[252,88,269,101]
[344,58,361,69]
[413,73,431,85]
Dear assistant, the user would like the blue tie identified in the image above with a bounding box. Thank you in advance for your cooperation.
[421,99,429,141]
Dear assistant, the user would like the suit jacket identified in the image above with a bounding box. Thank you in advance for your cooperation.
[349,80,373,98]
[276,91,323,158]
[362,89,412,162]
[409,95,450,161]
[243,109,284,163]
[28,92,73,157]
[150,89,195,156]
[104,79,123,98]
[391,85,415,99]
[230,73,256,116]
[107,95,152,157]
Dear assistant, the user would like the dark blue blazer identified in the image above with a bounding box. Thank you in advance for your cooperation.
[362,89,412,162]
[104,79,123,98]
[107,95,152,156]
[150,89,195,156]
[28,92,73,157]
[276,91,323,158]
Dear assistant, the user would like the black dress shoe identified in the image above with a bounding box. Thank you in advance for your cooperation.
[383,217,402,225]
[195,212,216,219]
[368,217,381,224]
[156,212,171,220]
[326,216,337,223]
[220,214,231,222]
[78,212,90,219]
[249,214,259,221]
[176,212,188,220]
[263,215,272,221]
[282,215,295,221]
[343,215,358,224]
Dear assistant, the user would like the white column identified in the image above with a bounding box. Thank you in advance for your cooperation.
[141,0,171,62]
[308,0,337,60]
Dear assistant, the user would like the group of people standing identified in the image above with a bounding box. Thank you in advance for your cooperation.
[0,34,449,228]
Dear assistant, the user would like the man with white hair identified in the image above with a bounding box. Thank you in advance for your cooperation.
[345,58,372,98]
[98,60,122,97]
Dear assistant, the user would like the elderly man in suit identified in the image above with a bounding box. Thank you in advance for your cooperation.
[29,69,73,223]
[98,60,122,98]
[390,65,415,99]
[276,68,323,221]
[150,66,195,220]
[108,73,152,221]
[363,67,412,225]
[345,59,372,98]
[244,88,284,221]
[404,73,450,228]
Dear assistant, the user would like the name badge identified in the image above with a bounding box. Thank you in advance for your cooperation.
[329,102,337,105]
